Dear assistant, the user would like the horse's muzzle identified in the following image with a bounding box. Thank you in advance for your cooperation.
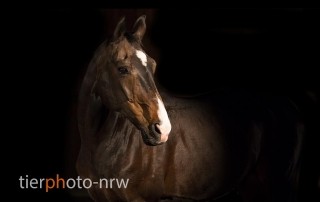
[140,128,167,146]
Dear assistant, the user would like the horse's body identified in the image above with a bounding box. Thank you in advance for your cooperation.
[77,15,302,202]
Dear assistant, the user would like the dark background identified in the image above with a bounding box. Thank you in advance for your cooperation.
[5,9,319,201]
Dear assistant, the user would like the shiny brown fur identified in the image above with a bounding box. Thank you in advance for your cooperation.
[77,16,302,202]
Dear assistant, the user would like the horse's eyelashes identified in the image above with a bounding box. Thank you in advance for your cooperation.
[118,67,129,75]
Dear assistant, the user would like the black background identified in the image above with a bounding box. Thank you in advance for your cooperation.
[5,9,319,201]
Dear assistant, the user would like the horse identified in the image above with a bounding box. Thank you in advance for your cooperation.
[76,15,303,202]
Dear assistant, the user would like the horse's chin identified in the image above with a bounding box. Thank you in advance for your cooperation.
[140,129,164,146]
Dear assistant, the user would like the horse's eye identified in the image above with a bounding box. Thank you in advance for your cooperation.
[118,67,129,75]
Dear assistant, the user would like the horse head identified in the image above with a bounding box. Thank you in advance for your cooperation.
[92,16,171,146]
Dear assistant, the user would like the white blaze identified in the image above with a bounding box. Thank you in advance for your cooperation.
[135,50,147,67]
[156,96,171,142]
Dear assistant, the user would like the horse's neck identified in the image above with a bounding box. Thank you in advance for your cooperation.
[93,110,145,170]
[98,110,138,147]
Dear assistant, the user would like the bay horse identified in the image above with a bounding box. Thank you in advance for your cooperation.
[77,15,303,201]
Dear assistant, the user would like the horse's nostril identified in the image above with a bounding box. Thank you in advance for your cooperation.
[154,123,161,134]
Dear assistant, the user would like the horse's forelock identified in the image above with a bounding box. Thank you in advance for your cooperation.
[124,32,141,46]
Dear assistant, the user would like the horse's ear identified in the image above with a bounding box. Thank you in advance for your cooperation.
[113,17,126,40]
[132,15,146,42]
